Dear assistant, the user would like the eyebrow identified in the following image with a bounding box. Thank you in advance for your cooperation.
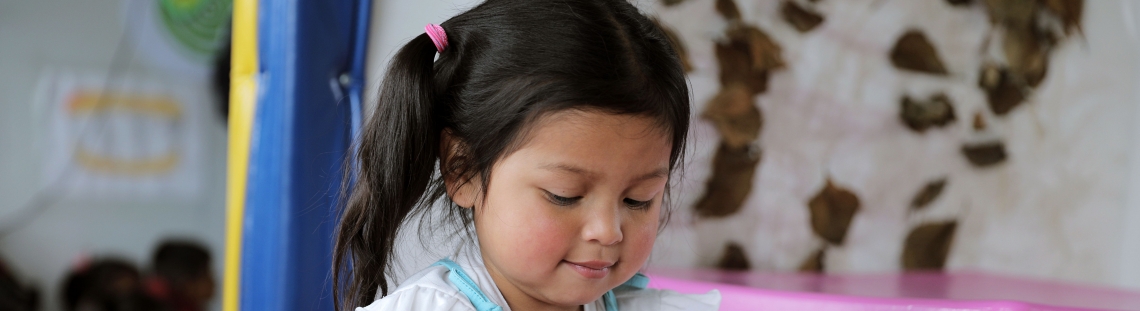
[538,163,669,182]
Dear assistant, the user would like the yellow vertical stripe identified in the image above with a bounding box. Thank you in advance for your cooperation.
[224,0,257,310]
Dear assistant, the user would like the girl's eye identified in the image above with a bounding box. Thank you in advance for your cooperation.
[623,198,652,209]
[545,191,582,206]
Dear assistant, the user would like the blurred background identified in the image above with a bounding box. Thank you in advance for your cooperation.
[0,0,228,310]
[2,0,1140,310]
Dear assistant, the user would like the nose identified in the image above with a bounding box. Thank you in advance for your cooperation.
[581,204,623,246]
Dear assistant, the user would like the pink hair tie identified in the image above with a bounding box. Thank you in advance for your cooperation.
[425,24,449,53]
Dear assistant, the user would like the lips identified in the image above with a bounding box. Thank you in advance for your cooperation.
[563,260,614,279]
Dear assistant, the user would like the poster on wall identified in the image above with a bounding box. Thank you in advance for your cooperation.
[35,70,205,200]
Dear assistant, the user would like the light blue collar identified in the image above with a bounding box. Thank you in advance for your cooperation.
[433,259,649,311]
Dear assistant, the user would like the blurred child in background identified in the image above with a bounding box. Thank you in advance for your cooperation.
[62,258,159,311]
[145,240,215,311]
[60,239,214,311]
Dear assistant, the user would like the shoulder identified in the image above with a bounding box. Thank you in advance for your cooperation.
[614,287,721,311]
[356,265,476,311]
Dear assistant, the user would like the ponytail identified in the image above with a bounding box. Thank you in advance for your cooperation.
[333,33,441,310]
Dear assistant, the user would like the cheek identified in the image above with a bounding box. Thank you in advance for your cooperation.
[622,207,660,264]
[480,195,576,269]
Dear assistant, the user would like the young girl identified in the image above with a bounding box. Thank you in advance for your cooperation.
[334,0,720,310]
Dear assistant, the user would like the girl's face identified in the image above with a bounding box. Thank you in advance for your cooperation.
[445,110,672,310]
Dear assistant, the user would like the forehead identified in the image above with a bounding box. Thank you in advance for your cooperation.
[502,110,673,177]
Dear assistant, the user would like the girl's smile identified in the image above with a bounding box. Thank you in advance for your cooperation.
[562,260,615,279]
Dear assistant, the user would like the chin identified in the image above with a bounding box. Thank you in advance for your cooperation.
[550,288,608,306]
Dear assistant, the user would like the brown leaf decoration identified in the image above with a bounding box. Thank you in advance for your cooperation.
[910,178,947,211]
[890,30,949,75]
[1041,0,1083,35]
[654,19,694,72]
[983,0,1037,27]
[715,43,770,94]
[900,93,956,132]
[703,84,763,149]
[717,242,752,271]
[808,179,861,245]
[976,0,1078,119]
[781,1,824,32]
[716,25,784,94]
[716,0,742,21]
[696,14,777,220]
[978,65,1026,115]
[962,141,1008,167]
[695,143,761,218]
[733,26,786,74]
[1003,26,1051,88]
[798,248,826,273]
[902,221,958,270]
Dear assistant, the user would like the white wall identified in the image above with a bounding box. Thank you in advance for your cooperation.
[364,0,479,114]
[1116,0,1140,289]
[0,1,227,310]
[647,0,1140,289]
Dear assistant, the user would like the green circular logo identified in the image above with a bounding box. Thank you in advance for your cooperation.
[157,0,232,58]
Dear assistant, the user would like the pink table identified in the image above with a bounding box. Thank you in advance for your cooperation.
[646,269,1140,310]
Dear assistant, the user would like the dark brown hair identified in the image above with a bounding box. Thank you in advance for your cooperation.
[333,0,690,309]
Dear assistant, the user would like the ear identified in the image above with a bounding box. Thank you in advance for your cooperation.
[440,129,480,209]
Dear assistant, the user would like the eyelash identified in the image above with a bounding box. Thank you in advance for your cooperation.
[544,191,652,210]
[546,192,581,206]
[623,198,652,210]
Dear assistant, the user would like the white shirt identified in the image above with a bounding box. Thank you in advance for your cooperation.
[358,246,720,311]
